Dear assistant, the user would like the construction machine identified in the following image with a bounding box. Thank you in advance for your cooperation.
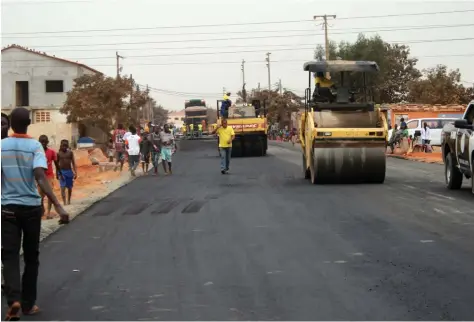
[216,99,268,157]
[300,60,388,184]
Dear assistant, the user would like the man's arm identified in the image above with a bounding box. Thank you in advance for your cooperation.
[71,151,77,179]
[53,151,63,180]
[211,125,220,135]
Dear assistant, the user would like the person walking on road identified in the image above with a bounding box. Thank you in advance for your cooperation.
[160,124,176,175]
[113,124,126,172]
[2,107,69,321]
[139,133,153,174]
[125,126,141,177]
[212,119,235,174]
[149,126,162,176]
[421,122,432,152]
[57,140,77,206]
[38,135,62,219]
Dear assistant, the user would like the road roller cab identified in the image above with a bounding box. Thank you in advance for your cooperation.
[216,100,268,157]
[300,60,388,184]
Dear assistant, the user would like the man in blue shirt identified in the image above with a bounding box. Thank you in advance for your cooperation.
[1,107,69,320]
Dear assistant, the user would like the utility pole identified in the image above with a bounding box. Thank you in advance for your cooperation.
[265,52,271,90]
[258,82,261,91]
[314,14,336,78]
[241,59,246,89]
[279,79,282,95]
[116,51,124,78]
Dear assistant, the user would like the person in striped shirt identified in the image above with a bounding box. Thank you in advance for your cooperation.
[1,107,69,320]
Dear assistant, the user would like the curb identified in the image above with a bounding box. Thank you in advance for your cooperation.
[386,154,444,165]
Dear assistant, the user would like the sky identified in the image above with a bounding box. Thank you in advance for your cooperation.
[2,0,474,111]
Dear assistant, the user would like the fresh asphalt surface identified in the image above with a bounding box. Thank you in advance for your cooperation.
[4,139,474,321]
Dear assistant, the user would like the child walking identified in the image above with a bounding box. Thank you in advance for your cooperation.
[140,134,153,174]
[57,139,77,205]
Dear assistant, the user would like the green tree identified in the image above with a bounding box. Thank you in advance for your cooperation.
[407,65,474,105]
[314,34,421,103]
[61,74,151,134]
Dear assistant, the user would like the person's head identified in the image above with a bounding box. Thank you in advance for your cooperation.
[316,72,324,78]
[394,124,398,130]
[222,119,228,128]
[10,107,31,134]
[1,113,10,139]
[129,126,137,135]
[400,118,405,123]
[154,125,160,134]
[423,122,428,129]
[164,124,170,132]
[117,123,124,130]
[60,139,69,152]
[39,135,49,150]
[109,138,113,143]
[226,92,231,96]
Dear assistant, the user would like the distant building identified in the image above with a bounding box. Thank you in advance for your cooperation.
[167,109,185,129]
[1,44,102,148]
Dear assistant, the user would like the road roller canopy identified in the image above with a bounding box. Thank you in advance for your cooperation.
[303,60,379,73]
[228,104,257,118]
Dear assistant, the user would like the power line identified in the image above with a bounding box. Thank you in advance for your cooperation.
[4,22,472,39]
[3,40,474,63]
[8,32,474,49]
[3,9,473,35]
[4,54,473,68]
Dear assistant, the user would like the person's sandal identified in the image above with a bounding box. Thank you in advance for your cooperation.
[23,305,41,316]
[5,301,21,321]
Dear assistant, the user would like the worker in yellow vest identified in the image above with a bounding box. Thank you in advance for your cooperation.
[198,123,203,137]
[190,123,194,138]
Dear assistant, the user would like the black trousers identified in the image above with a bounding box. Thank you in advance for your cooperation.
[1,204,42,308]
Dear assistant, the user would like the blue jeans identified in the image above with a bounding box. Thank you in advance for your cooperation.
[220,147,231,171]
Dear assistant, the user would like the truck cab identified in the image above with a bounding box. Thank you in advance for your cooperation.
[441,100,474,194]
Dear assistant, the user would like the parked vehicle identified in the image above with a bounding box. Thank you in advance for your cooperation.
[441,101,473,194]
[388,117,459,146]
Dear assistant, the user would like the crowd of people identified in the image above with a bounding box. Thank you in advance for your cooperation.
[388,118,433,154]
[111,122,177,177]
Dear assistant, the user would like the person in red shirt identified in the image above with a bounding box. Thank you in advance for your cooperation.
[113,124,127,172]
[38,135,62,219]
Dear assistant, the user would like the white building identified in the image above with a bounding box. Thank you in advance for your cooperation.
[1,44,102,148]
[167,109,186,129]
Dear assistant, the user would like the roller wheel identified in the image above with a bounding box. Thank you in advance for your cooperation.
[445,153,463,190]
[232,141,243,158]
[302,154,310,179]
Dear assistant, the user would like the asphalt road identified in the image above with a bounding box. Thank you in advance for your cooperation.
[6,139,474,321]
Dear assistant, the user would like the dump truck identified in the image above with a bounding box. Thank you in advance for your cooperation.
[216,99,268,157]
[300,60,388,184]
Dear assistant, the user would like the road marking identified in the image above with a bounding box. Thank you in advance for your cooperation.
[267,270,283,275]
[427,192,455,201]
[402,184,416,190]
[433,208,447,215]
[351,252,364,256]
[91,306,105,311]
[204,281,214,286]
[420,240,434,243]
[334,260,347,264]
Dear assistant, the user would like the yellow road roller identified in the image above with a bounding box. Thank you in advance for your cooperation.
[300,60,388,184]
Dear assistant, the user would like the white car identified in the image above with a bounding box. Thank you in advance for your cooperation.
[388,117,459,146]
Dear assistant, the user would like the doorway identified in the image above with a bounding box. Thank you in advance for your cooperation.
[15,81,29,107]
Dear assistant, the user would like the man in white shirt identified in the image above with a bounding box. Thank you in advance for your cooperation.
[124,126,141,176]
